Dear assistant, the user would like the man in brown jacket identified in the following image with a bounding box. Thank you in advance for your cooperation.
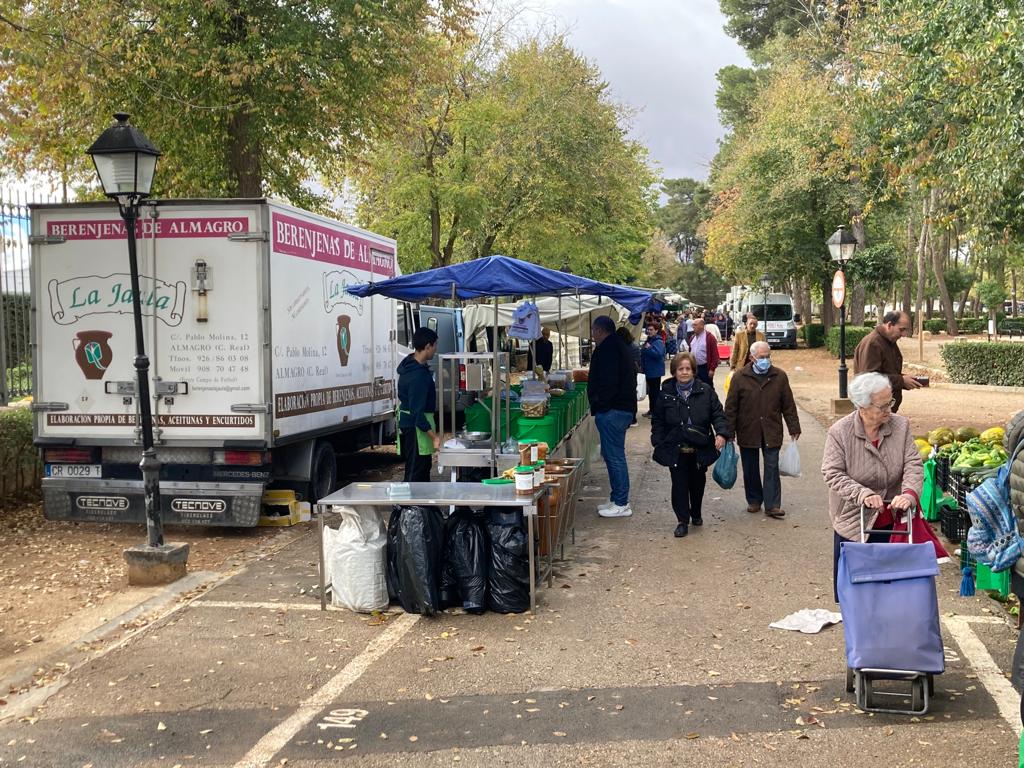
[852,310,922,412]
[729,315,766,370]
[724,341,801,518]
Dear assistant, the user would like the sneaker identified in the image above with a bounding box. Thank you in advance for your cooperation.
[598,504,633,518]
[674,523,689,537]
[597,501,616,512]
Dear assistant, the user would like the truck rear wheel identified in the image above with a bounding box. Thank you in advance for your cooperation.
[308,441,338,504]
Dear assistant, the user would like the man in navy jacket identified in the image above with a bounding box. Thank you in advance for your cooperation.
[588,315,638,518]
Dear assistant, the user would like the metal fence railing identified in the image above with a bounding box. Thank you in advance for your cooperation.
[1,185,60,405]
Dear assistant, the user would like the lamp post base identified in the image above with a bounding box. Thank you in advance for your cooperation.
[830,397,855,419]
[124,542,190,586]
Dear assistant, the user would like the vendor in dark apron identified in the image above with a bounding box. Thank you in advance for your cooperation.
[396,327,440,482]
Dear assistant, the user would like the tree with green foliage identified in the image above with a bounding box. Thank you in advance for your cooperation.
[0,0,471,206]
[353,34,656,280]
[656,178,710,263]
[718,0,820,52]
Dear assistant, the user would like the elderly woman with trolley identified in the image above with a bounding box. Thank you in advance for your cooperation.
[821,371,943,714]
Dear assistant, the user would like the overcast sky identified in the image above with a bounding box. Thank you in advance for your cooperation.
[521,0,750,183]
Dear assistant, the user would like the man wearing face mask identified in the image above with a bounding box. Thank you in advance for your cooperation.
[724,341,801,519]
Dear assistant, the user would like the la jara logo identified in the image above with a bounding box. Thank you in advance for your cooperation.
[48,273,187,327]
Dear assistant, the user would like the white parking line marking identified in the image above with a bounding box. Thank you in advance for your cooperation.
[942,615,1022,736]
[959,614,1009,625]
[233,611,420,768]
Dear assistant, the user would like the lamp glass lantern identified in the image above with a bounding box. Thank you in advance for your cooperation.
[826,225,858,264]
[758,273,772,292]
[86,113,161,201]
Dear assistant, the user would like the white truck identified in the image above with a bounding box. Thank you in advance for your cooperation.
[739,291,798,349]
[30,199,399,526]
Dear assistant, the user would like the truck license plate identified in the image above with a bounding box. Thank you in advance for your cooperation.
[46,464,102,478]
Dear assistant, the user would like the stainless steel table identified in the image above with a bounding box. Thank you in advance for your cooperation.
[316,482,549,612]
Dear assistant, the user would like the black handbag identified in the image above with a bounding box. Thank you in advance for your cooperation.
[681,423,712,447]
[675,397,711,447]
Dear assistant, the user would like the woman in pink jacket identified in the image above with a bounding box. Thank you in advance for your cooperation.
[821,372,924,602]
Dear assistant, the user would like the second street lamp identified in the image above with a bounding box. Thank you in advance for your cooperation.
[86,113,165,549]
[826,225,858,399]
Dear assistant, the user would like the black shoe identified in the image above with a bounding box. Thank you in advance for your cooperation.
[642,412,652,418]
[691,516,703,526]
[674,523,689,538]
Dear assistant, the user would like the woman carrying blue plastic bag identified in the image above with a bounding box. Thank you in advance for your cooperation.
[651,352,730,538]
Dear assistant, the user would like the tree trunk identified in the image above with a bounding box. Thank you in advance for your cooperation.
[1013,270,1019,317]
[902,210,914,312]
[931,198,958,335]
[850,216,867,325]
[227,106,262,197]
[914,197,929,355]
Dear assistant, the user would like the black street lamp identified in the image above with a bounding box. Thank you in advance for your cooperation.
[87,113,165,549]
[827,225,858,399]
[758,273,772,310]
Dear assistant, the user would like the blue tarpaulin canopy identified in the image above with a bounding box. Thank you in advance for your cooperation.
[346,254,660,324]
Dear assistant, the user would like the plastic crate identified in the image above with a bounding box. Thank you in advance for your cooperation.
[940,503,970,542]
[464,401,520,440]
[515,414,561,449]
[951,467,996,514]
[935,455,950,493]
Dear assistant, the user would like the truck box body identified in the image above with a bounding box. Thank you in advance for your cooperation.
[31,199,398,525]
[729,288,797,349]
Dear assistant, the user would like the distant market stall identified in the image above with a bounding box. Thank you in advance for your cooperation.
[348,254,659,472]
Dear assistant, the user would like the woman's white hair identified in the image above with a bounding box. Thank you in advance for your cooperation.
[848,372,892,408]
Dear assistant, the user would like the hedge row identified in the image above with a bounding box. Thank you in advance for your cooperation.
[940,342,1024,387]
[826,326,873,358]
[0,406,40,508]
[801,323,825,348]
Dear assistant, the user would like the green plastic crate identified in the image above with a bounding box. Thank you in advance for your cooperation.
[515,414,561,449]
[548,398,572,434]
[464,401,519,440]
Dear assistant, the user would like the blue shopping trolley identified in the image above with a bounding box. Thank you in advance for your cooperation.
[837,504,945,715]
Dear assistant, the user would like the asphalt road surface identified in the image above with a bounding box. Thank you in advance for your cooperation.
[0,391,1020,767]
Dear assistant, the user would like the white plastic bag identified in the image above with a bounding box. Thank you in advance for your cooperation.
[325,506,389,612]
[779,440,801,478]
[636,373,647,401]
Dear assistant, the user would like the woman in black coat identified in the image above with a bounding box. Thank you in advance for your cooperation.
[651,351,730,538]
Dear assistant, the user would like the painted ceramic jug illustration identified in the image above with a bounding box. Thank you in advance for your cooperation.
[336,315,352,367]
[73,330,114,380]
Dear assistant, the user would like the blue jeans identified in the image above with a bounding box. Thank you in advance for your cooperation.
[595,409,634,505]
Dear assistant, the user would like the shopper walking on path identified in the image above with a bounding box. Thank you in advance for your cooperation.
[651,352,729,538]
[396,327,440,482]
[641,323,666,417]
[688,317,720,388]
[852,310,922,412]
[729,315,765,371]
[588,315,638,518]
[820,372,923,601]
[725,341,801,519]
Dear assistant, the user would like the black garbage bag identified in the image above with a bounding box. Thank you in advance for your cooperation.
[444,509,489,614]
[386,505,445,616]
[486,516,530,614]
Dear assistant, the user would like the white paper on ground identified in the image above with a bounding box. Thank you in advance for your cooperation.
[770,608,843,634]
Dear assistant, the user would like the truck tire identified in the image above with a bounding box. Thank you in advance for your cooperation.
[308,441,338,504]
